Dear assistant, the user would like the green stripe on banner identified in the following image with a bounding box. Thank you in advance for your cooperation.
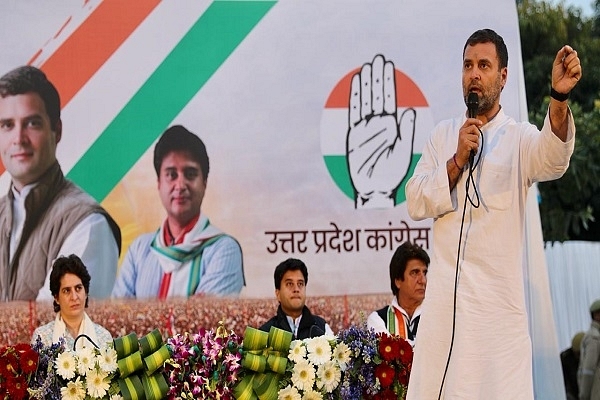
[67,1,277,201]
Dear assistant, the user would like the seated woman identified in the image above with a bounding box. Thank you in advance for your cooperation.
[32,254,112,350]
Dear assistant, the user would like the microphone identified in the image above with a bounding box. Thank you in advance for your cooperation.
[309,324,325,338]
[466,92,479,166]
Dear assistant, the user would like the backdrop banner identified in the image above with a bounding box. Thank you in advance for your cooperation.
[0,2,565,397]
[0,0,529,297]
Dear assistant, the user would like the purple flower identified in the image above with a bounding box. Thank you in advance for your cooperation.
[337,323,381,399]
[28,337,66,400]
[164,323,243,400]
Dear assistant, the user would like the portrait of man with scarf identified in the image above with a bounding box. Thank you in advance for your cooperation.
[112,125,245,299]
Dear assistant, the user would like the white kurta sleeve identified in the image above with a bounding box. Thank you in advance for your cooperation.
[406,124,457,220]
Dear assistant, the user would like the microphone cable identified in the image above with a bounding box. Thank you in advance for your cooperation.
[466,128,484,207]
[436,127,484,400]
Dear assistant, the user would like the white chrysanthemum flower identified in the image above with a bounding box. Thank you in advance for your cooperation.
[55,351,78,380]
[110,395,124,400]
[332,342,351,371]
[278,385,302,400]
[60,376,86,400]
[316,361,341,393]
[86,368,111,398]
[75,347,95,376]
[98,346,118,374]
[322,334,336,342]
[288,340,307,363]
[306,337,331,366]
[301,388,324,400]
[291,359,316,391]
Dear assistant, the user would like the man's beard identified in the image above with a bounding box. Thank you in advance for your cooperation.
[477,77,502,114]
[464,75,503,115]
[477,82,502,115]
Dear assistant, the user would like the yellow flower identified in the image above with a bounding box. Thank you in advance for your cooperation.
[86,368,110,398]
[97,346,118,374]
[291,359,316,391]
[302,388,324,400]
[278,385,302,400]
[306,337,331,366]
[332,342,351,371]
[60,376,86,400]
[55,351,77,380]
[316,361,341,393]
[75,347,95,376]
[289,340,307,363]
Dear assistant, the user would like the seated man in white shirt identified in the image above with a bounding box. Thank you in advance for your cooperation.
[0,66,121,301]
[367,241,429,347]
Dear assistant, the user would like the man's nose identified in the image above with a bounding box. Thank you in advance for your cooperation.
[174,173,187,188]
[12,124,27,144]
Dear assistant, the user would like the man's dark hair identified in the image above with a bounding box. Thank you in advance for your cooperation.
[50,254,91,313]
[0,65,61,131]
[274,258,308,290]
[463,28,508,70]
[390,242,430,296]
[153,125,210,181]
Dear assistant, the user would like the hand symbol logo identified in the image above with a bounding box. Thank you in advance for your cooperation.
[347,54,416,209]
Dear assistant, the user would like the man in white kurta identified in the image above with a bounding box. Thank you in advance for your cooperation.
[405,29,581,400]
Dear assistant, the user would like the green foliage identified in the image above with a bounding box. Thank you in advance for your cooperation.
[532,100,600,241]
[518,0,600,241]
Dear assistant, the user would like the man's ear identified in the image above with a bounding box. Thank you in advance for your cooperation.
[275,289,281,303]
[394,277,403,290]
[54,119,62,144]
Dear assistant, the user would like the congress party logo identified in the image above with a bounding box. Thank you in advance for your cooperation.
[320,54,432,209]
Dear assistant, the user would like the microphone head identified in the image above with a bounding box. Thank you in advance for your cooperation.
[309,324,325,338]
[467,92,479,118]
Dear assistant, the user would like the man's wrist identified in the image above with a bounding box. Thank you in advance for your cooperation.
[550,87,569,102]
[452,153,465,170]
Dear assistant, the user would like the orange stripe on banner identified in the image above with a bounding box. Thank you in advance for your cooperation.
[325,68,428,108]
[0,0,161,175]
[37,0,161,108]
[53,16,73,39]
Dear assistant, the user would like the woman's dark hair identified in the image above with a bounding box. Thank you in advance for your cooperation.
[50,254,91,313]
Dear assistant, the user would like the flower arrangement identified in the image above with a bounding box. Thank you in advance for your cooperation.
[3,323,413,400]
[372,333,412,400]
[164,322,243,399]
[336,324,381,399]
[277,335,351,400]
[53,341,120,400]
[28,337,66,400]
[0,342,39,400]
